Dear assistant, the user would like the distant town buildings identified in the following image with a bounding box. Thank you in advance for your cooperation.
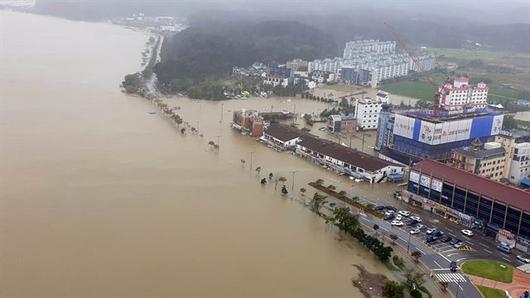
[308,40,435,87]
[343,40,396,58]
[438,76,489,111]
[113,14,185,33]
[285,59,308,71]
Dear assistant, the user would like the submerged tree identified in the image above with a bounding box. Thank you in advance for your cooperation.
[310,192,328,215]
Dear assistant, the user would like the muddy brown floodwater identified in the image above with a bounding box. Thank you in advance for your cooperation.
[0,11,398,298]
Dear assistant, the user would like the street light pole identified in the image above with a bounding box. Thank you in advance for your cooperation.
[290,170,297,192]
[407,232,412,254]
[220,103,224,123]
[249,151,254,174]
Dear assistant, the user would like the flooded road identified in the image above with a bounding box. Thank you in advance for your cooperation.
[0,11,397,298]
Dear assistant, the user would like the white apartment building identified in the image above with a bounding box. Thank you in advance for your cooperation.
[354,97,383,130]
[438,77,489,111]
[508,142,530,184]
[307,58,342,74]
[343,40,396,59]
[308,40,434,87]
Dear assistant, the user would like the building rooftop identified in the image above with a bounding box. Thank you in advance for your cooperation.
[413,160,530,211]
[399,109,501,124]
[453,146,505,159]
[298,134,400,172]
[264,124,306,142]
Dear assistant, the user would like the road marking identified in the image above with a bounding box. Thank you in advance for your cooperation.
[439,253,451,263]
[502,257,511,262]
[447,253,459,257]
[448,233,456,237]
[435,273,467,283]
[433,260,442,268]
[484,249,493,254]
[456,258,467,263]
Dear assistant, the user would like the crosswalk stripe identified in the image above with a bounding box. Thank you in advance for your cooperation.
[435,273,467,283]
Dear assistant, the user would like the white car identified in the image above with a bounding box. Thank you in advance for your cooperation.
[391,220,404,226]
[410,216,422,222]
[398,210,411,217]
[426,228,436,235]
[517,255,530,263]
[395,214,403,221]
[461,229,474,237]
[410,229,421,235]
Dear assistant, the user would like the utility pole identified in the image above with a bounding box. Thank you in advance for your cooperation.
[406,232,412,253]
[249,151,254,174]
[361,130,366,152]
[289,170,297,192]
[220,103,224,123]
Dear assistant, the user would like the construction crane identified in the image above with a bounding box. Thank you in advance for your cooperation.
[384,22,488,114]
[384,22,442,115]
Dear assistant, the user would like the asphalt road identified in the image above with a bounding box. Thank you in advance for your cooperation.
[358,213,482,298]
[320,194,483,298]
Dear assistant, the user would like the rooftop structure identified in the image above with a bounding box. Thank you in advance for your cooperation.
[452,141,507,181]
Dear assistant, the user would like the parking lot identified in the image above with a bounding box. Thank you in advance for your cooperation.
[381,207,475,255]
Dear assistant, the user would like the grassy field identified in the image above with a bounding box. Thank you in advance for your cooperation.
[381,80,437,100]
[476,286,507,298]
[461,259,513,283]
[379,48,530,102]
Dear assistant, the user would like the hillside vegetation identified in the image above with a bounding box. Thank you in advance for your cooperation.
[154,20,337,86]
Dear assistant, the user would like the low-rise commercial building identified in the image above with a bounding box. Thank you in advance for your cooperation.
[451,141,507,181]
[296,135,404,183]
[404,160,530,250]
[261,124,405,182]
[261,124,305,150]
[327,115,356,133]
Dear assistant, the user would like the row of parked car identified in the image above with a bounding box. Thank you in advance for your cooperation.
[379,205,469,249]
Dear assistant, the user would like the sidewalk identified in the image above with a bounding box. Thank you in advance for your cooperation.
[467,269,530,298]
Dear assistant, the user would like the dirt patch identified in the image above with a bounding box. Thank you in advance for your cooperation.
[352,264,388,298]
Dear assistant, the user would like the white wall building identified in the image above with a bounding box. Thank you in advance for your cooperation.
[438,76,489,111]
[354,97,383,130]
[343,40,396,59]
[376,90,390,104]
[508,142,530,184]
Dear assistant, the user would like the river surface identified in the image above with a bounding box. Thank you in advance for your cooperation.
[0,11,398,298]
